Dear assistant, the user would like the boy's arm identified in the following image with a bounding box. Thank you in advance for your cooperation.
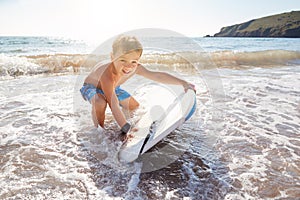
[136,64,195,92]
[101,77,127,128]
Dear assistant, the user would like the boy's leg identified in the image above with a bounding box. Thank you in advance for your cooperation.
[91,93,107,127]
[115,86,139,111]
[119,96,139,110]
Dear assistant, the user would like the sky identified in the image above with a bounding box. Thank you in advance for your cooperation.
[0,0,299,42]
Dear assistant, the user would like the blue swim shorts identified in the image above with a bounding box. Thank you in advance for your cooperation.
[80,83,131,103]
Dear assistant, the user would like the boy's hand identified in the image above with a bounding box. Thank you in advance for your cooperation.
[120,133,135,143]
[120,122,139,142]
[183,82,196,93]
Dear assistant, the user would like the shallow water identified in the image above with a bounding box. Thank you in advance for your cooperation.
[1,64,299,199]
[215,67,300,199]
[1,35,300,199]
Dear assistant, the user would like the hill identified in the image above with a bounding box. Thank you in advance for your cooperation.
[214,11,300,38]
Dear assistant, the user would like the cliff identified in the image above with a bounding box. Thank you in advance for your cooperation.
[214,11,300,38]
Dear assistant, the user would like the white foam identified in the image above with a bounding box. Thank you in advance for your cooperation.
[126,162,143,192]
[0,54,48,78]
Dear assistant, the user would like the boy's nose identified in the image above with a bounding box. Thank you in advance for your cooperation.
[125,63,136,68]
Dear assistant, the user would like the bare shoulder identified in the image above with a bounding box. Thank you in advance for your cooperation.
[136,64,149,75]
[136,64,155,78]
[94,62,110,75]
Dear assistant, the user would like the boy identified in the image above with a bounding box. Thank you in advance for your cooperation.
[80,35,195,136]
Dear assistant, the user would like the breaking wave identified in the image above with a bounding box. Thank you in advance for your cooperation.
[0,50,299,78]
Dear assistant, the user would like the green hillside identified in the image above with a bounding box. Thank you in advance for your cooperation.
[214,11,300,38]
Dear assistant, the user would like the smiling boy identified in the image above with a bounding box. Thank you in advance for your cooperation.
[80,35,195,136]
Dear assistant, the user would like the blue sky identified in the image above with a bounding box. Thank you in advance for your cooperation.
[0,0,299,42]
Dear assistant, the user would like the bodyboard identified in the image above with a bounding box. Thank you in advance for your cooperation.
[118,83,196,163]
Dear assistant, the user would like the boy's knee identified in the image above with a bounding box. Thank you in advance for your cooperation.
[129,101,139,110]
[92,94,107,108]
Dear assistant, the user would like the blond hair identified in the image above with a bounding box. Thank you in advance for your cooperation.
[112,35,143,57]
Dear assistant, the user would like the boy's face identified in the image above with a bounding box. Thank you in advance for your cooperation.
[111,50,141,75]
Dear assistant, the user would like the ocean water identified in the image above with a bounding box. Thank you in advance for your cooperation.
[0,35,300,199]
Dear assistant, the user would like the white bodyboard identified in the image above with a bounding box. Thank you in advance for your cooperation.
[118,84,196,163]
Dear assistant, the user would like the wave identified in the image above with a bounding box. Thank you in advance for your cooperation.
[141,50,300,69]
[0,50,299,78]
[210,50,300,68]
[0,54,49,78]
[0,54,105,78]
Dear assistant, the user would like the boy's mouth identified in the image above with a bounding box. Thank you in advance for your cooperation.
[122,68,131,74]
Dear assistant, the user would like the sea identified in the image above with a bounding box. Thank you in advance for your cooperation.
[0,35,300,200]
